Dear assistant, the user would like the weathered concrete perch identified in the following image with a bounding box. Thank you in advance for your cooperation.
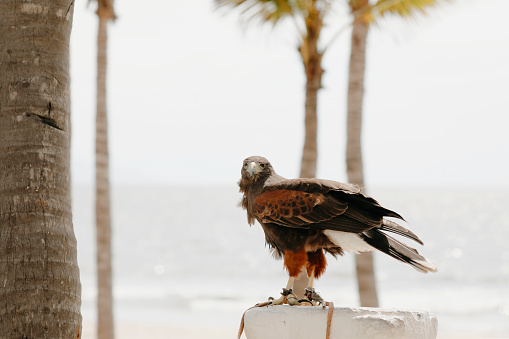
[243,305,437,339]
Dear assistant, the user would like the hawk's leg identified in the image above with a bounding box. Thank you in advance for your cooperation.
[257,250,308,306]
[257,276,295,306]
[303,250,327,306]
[297,271,323,305]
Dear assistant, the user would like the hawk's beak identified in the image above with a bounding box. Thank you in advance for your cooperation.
[247,162,260,177]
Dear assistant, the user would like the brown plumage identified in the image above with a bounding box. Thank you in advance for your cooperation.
[238,156,437,294]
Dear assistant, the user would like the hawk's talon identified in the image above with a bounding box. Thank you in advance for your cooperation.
[255,300,273,307]
[304,287,324,305]
[281,288,293,296]
[257,288,325,307]
[267,294,288,306]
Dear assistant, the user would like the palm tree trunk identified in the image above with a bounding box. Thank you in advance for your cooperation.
[299,63,321,179]
[347,19,379,308]
[299,42,323,179]
[96,13,114,339]
[0,0,82,337]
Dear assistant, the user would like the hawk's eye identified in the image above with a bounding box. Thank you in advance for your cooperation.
[260,163,266,168]
[243,163,248,169]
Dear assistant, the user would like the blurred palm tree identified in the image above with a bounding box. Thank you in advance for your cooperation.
[216,0,445,304]
[90,0,116,338]
[346,0,447,307]
[217,0,328,179]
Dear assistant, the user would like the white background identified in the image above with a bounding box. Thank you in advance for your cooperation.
[70,0,509,188]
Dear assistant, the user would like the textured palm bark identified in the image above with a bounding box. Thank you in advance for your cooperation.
[300,67,321,179]
[299,35,323,180]
[347,19,379,308]
[96,11,115,339]
[0,0,82,337]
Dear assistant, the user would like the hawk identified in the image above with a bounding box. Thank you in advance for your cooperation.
[238,156,437,305]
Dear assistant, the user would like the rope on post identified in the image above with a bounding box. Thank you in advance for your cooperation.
[238,302,271,339]
[325,301,334,339]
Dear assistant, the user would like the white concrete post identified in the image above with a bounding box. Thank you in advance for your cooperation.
[243,305,438,339]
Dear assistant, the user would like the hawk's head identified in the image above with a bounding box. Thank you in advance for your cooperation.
[238,156,274,191]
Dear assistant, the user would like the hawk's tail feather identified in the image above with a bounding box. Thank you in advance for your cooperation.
[380,219,424,245]
[361,229,437,273]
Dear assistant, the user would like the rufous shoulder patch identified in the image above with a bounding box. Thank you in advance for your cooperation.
[254,190,325,220]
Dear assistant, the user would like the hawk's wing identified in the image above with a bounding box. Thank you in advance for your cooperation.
[253,179,382,234]
[253,178,422,245]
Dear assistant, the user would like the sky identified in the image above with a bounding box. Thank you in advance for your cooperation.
[70,0,509,188]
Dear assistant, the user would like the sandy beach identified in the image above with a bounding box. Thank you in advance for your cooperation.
[81,322,241,339]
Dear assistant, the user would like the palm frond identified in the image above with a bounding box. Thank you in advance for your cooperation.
[215,0,298,26]
[354,0,449,24]
[216,0,333,59]
[215,0,332,29]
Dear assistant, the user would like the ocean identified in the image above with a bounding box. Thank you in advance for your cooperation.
[73,185,509,338]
